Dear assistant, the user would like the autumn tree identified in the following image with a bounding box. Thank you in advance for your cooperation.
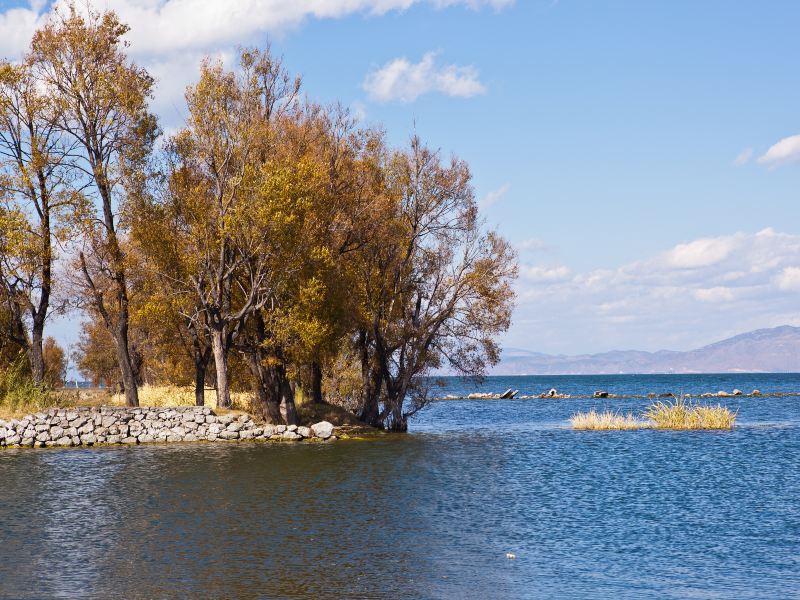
[42,336,67,388]
[74,317,118,387]
[139,48,310,410]
[0,59,78,384]
[356,137,517,431]
[30,6,158,406]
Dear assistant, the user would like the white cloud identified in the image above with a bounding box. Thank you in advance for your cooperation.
[517,238,547,252]
[506,229,800,354]
[733,147,752,166]
[479,183,509,209]
[758,134,800,167]
[693,286,735,303]
[0,0,510,57]
[0,1,47,58]
[663,237,735,269]
[520,264,571,283]
[363,52,486,102]
[0,1,506,126]
[775,266,800,291]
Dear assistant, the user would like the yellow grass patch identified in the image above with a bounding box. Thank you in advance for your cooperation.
[570,408,645,430]
[643,397,736,430]
[571,397,737,431]
[110,385,253,412]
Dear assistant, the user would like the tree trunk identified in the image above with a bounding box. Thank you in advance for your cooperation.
[190,322,210,406]
[194,358,206,407]
[310,361,323,404]
[246,349,282,423]
[282,373,299,426]
[29,326,45,386]
[384,389,408,432]
[113,322,139,407]
[211,328,231,408]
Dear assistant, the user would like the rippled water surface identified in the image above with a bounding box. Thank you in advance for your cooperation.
[1,375,799,599]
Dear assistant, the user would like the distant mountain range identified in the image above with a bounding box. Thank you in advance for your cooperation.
[494,326,800,375]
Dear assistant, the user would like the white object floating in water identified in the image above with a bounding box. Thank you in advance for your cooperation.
[505,552,516,560]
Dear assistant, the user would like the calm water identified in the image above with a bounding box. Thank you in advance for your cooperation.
[1,374,799,599]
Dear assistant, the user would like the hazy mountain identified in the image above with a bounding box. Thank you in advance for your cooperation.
[494,326,800,375]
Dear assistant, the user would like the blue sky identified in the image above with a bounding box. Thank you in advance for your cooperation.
[2,0,800,358]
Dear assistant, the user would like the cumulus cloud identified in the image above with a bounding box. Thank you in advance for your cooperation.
[363,52,486,102]
[663,236,735,269]
[0,0,505,125]
[2,0,510,57]
[506,228,800,354]
[758,134,800,167]
[479,183,509,209]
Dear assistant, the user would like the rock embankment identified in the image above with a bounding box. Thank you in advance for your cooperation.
[0,406,336,449]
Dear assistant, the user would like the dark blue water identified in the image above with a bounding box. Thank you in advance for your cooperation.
[1,374,799,599]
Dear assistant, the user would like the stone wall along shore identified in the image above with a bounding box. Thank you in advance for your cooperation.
[0,406,336,449]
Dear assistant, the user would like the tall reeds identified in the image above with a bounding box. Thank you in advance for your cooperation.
[571,396,736,430]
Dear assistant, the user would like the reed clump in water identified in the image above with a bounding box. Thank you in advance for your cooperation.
[643,396,736,430]
[572,396,737,431]
[570,409,645,430]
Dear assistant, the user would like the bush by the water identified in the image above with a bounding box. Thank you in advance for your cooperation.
[572,397,737,431]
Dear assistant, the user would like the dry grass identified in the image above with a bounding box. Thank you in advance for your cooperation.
[570,408,646,430]
[643,397,736,430]
[571,397,737,431]
[110,385,253,413]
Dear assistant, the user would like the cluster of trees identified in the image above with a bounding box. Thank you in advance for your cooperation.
[0,6,516,430]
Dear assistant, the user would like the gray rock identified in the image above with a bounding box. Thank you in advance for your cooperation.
[275,425,287,433]
[205,415,217,424]
[262,425,276,437]
[35,431,50,443]
[208,424,222,434]
[297,426,311,438]
[56,436,72,447]
[239,430,254,440]
[310,421,334,439]
[226,422,243,432]
[219,430,239,440]
[121,436,138,444]
[282,431,300,440]
[287,424,298,432]
[6,434,21,446]
[82,434,97,445]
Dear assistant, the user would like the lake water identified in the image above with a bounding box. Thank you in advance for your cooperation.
[1,374,799,599]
